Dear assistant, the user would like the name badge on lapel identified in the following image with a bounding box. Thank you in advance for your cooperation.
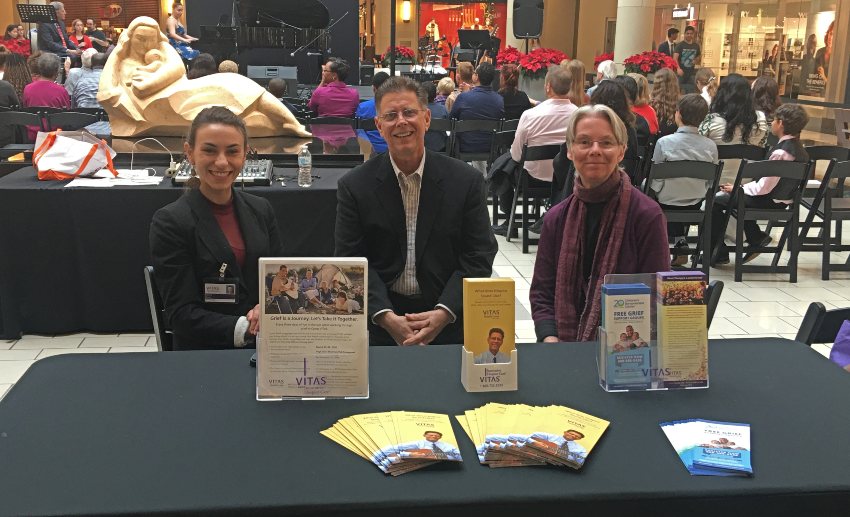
[204,263,239,304]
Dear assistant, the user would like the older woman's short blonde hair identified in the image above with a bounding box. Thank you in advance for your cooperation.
[565,104,628,148]
[436,76,455,95]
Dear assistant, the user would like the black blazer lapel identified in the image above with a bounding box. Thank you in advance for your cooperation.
[186,189,239,279]
[374,156,407,253]
[415,152,444,264]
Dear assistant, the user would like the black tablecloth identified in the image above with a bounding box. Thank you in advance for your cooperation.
[0,167,345,338]
[1,339,849,517]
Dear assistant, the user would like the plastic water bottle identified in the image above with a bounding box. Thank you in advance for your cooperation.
[297,145,312,187]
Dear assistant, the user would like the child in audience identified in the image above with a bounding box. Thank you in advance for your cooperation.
[710,103,810,265]
[650,94,719,265]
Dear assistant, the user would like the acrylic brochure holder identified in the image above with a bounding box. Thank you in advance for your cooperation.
[597,272,709,392]
[461,348,518,392]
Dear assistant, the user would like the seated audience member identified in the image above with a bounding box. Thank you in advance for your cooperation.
[84,18,110,53]
[651,67,680,137]
[37,2,81,60]
[0,72,20,147]
[3,24,30,57]
[69,51,106,108]
[23,53,70,140]
[69,19,93,52]
[627,73,659,135]
[449,61,504,167]
[699,73,767,147]
[435,76,454,105]
[530,104,669,342]
[334,291,361,314]
[590,80,641,180]
[709,103,809,265]
[267,78,300,116]
[4,53,30,100]
[308,57,359,117]
[218,59,238,74]
[586,59,617,96]
[694,67,718,106]
[186,53,216,79]
[751,75,781,124]
[335,76,497,346]
[445,61,473,112]
[493,66,578,236]
[499,63,532,120]
[355,71,390,155]
[562,59,590,107]
[150,107,283,350]
[611,75,650,144]
[422,80,449,152]
[64,47,96,95]
[27,51,42,80]
[649,93,719,264]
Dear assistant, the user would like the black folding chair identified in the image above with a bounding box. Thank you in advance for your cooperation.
[356,118,378,131]
[705,280,724,330]
[143,266,173,352]
[426,117,454,155]
[500,118,520,131]
[643,160,723,276]
[450,119,500,164]
[0,110,43,158]
[488,129,517,226]
[729,160,810,282]
[820,160,850,279]
[795,302,850,346]
[307,116,356,127]
[507,143,562,253]
[717,144,768,161]
[46,111,100,131]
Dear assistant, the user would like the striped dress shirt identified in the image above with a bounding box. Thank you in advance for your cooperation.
[389,153,425,296]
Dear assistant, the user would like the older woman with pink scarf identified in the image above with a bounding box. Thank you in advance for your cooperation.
[530,104,670,342]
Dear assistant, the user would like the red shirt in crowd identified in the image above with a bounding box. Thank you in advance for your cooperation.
[632,104,659,135]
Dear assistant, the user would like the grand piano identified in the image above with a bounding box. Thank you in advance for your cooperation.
[193,0,359,86]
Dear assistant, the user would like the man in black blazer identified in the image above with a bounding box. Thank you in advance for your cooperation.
[335,76,497,346]
[37,2,80,59]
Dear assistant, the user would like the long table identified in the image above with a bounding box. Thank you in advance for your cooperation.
[0,166,346,338]
[1,339,848,516]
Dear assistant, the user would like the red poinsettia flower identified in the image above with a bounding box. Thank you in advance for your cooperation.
[594,52,614,68]
[623,51,678,75]
[381,45,416,63]
[497,45,523,65]
[518,47,570,79]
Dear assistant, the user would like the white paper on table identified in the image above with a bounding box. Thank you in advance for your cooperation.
[64,170,164,187]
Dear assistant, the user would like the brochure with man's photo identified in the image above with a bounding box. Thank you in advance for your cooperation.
[257,258,368,400]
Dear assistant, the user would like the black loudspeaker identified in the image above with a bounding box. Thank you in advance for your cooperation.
[513,0,544,39]
[360,64,374,86]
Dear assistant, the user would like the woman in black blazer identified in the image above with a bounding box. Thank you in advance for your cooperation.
[150,107,283,350]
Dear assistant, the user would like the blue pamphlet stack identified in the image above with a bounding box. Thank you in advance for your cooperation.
[660,419,753,476]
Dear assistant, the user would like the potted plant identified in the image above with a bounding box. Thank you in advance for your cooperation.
[623,50,678,76]
[496,45,522,66]
[517,47,569,101]
[381,45,416,72]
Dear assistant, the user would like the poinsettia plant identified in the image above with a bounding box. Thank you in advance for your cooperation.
[623,51,678,75]
[594,52,614,68]
[496,45,523,65]
[381,45,416,65]
[517,47,569,79]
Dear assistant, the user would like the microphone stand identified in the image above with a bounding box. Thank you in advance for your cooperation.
[257,10,303,30]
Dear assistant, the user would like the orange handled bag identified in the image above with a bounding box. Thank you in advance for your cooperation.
[32,129,118,181]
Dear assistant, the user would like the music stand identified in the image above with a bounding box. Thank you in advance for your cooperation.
[16,3,57,25]
[457,29,491,66]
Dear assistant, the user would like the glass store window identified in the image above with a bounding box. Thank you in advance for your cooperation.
[652,1,844,105]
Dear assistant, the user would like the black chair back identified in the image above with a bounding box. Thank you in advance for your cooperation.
[500,118,520,131]
[450,118,500,160]
[805,145,850,162]
[46,111,100,131]
[489,130,516,163]
[357,118,378,131]
[706,280,724,329]
[427,118,454,155]
[795,302,850,345]
[308,117,356,127]
[717,144,767,161]
[143,266,172,351]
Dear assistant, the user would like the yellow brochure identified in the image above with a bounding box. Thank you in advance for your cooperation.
[392,411,463,462]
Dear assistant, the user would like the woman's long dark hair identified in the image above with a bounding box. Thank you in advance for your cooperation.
[590,80,635,128]
[751,75,780,121]
[499,63,519,95]
[709,73,758,143]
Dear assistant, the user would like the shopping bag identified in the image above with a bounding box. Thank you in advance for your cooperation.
[32,129,118,181]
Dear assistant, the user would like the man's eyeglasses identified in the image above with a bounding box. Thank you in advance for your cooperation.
[572,138,619,150]
[377,108,423,122]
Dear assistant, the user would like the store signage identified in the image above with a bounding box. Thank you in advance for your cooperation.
[672,7,693,19]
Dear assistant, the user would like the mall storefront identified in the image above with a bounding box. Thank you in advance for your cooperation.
[651,0,849,107]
